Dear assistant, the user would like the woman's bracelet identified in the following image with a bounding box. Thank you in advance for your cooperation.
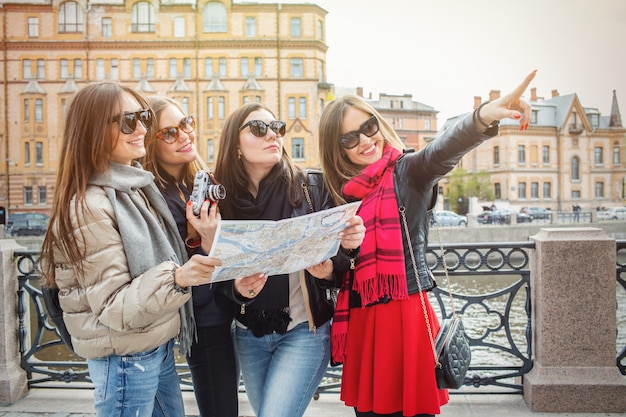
[475,101,500,129]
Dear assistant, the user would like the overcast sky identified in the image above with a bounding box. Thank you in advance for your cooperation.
[250,0,626,127]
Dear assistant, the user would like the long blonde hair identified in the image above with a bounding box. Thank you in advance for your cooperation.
[40,81,153,287]
[318,95,404,205]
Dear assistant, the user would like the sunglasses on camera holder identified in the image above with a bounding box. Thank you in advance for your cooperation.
[239,120,286,138]
[156,115,196,144]
[339,115,379,149]
[110,109,153,134]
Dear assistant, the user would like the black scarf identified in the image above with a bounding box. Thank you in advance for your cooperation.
[222,165,294,336]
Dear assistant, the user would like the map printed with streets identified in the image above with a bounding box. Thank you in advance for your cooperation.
[207,201,361,282]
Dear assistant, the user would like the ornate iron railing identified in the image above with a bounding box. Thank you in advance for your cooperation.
[14,240,626,396]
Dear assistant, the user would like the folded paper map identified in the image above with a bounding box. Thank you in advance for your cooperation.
[207,201,361,282]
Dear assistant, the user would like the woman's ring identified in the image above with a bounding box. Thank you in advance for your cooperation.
[248,289,256,297]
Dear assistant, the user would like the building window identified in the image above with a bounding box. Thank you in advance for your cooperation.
[169,58,177,78]
[38,186,47,205]
[203,2,227,32]
[96,59,105,79]
[518,182,526,199]
[288,98,295,119]
[517,145,525,164]
[543,182,551,198]
[24,143,31,166]
[205,58,213,77]
[246,17,256,36]
[133,58,141,79]
[299,97,306,119]
[207,139,214,163]
[74,59,82,79]
[174,17,185,37]
[219,58,227,76]
[594,146,603,165]
[146,58,154,78]
[613,144,621,165]
[23,99,30,122]
[595,182,604,198]
[111,58,119,79]
[58,1,83,33]
[531,182,539,199]
[181,97,189,115]
[37,59,45,79]
[292,138,305,160]
[590,114,599,127]
[60,59,70,78]
[241,57,249,77]
[424,119,430,131]
[28,17,39,37]
[494,183,501,199]
[35,99,43,122]
[102,17,112,37]
[291,17,301,37]
[207,97,214,119]
[571,190,580,199]
[254,58,262,76]
[290,58,303,77]
[24,187,33,205]
[36,141,43,165]
[183,58,191,78]
[316,20,323,40]
[571,156,580,180]
[531,110,537,124]
[218,97,225,119]
[542,145,550,164]
[131,2,155,33]
[493,146,500,165]
[23,59,32,79]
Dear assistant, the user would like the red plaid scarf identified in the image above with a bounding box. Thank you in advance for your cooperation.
[331,145,408,364]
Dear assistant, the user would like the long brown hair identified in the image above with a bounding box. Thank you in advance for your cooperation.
[318,95,404,205]
[141,96,207,189]
[40,81,152,287]
[214,102,304,210]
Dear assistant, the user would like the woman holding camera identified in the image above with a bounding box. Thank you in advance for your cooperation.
[142,96,266,417]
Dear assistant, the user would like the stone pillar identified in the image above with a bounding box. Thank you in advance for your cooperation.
[0,239,29,405]
[524,228,626,412]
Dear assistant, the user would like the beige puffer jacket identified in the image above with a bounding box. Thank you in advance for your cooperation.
[52,186,191,359]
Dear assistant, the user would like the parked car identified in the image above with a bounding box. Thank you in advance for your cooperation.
[5,213,49,236]
[8,219,48,236]
[519,206,552,221]
[478,209,532,225]
[431,210,467,227]
[597,206,626,221]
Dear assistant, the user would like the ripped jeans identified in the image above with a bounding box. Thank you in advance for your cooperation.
[87,338,185,417]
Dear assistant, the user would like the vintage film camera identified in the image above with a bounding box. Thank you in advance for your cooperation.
[189,171,226,216]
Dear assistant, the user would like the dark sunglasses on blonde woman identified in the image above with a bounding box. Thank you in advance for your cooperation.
[156,115,196,144]
[110,109,153,134]
[339,115,379,149]
[239,120,286,138]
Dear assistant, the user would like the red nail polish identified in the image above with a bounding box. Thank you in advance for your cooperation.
[514,113,521,119]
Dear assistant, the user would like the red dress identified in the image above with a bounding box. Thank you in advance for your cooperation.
[340,292,449,415]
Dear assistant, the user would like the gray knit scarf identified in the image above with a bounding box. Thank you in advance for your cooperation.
[90,161,196,356]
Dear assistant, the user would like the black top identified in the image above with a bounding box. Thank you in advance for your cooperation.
[157,169,236,328]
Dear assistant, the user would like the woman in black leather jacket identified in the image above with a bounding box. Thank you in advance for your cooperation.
[318,71,536,417]
[214,102,365,417]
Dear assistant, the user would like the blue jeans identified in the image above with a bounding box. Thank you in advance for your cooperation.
[87,338,185,417]
[236,321,331,417]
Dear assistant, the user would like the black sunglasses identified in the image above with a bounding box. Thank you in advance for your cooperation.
[339,116,379,149]
[156,115,196,144]
[110,109,153,134]
[239,120,286,138]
